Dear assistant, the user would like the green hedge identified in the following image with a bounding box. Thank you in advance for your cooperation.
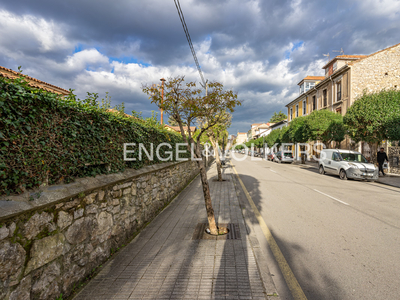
[0,77,189,196]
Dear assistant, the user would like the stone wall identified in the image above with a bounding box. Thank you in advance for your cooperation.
[350,43,400,102]
[0,161,199,300]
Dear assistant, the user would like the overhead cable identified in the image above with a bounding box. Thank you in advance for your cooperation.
[173,0,207,88]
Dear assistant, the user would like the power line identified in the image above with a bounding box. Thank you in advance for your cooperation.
[173,0,206,88]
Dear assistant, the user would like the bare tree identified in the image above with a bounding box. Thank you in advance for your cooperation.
[143,76,240,235]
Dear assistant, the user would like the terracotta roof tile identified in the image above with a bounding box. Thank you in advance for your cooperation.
[335,55,367,59]
[348,42,400,66]
[303,76,325,81]
[0,65,70,95]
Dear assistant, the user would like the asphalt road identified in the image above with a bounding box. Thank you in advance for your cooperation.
[230,154,400,300]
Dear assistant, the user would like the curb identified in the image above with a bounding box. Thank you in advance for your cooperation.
[230,166,281,300]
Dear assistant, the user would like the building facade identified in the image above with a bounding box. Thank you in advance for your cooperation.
[236,132,248,145]
[285,42,400,160]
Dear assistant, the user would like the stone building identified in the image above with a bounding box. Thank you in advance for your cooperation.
[286,42,400,121]
[285,42,400,161]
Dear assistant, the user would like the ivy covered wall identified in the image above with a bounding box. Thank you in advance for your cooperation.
[0,76,189,196]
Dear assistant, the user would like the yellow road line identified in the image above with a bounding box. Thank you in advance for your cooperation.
[232,165,307,300]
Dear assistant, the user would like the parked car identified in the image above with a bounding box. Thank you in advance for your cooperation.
[267,152,275,161]
[273,151,294,163]
[318,149,378,181]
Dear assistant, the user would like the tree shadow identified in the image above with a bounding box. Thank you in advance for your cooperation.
[73,163,261,300]
[230,165,346,300]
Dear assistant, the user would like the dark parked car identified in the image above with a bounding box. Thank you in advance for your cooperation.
[267,152,275,161]
[273,151,294,163]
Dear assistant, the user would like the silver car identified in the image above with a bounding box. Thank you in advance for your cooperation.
[273,151,294,163]
[318,149,378,181]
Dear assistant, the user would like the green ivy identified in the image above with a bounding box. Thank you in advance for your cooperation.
[0,76,189,196]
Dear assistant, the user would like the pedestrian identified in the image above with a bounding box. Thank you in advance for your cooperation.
[377,147,389,176]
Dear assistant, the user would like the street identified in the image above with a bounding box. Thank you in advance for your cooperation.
[231,154,400,300]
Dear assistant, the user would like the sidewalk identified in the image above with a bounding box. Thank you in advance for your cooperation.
[292,160,400,188]
[73,163,280,300]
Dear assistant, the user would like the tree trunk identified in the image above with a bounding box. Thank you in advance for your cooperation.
[186,140,218,236]
[209,136,223,181]
[195,152,218,235]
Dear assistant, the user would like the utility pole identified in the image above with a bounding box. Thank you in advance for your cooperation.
[263,135,265,159]
[160,78,166,125]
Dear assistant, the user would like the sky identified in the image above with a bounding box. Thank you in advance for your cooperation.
[1,0,400,135]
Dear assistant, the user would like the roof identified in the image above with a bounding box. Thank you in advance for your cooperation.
[322,55,367,69]
[348,42,400,66]
[256,124,270,129]
[0,65,70,95]
[335,55,367,59]
[237,132,247,135]
[297,76,325,86]
[164,124,197,132]
[285,91,307,108]
[270,119,287,128]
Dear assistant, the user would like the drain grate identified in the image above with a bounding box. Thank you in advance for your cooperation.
[192,223,241,240]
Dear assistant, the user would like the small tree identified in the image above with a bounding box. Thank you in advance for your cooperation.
[143,76,240,235]
[306,110,345,146]
[204,112,231,182]
[269,110,287,123]
[288,116,308,144]
[344,89,400,145]
[385,115,400,142]
[265,128,282,148]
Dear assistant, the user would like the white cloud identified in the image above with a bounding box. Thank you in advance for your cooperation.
[358,0,400,19]
[64,49,110,71]
[0,10,71,54]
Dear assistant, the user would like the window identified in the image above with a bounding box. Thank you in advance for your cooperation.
[312,96,316,111]
[336,82,342,101]
[332,152,341,161]
[333,62,337,71]
[299,84,304,94]
[296,104,299,117]
[303,100,306,115]
[290,108,292,121]
[323,89,327,107]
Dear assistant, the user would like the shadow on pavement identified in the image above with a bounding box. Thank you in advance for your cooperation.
[231,167,345,300]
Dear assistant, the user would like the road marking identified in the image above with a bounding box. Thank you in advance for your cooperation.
[270,169,277,173]
[232,165,307,300]
[313,189,350,206]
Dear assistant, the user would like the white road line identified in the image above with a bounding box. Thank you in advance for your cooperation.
[313,189,350,206]
[270,169,277,173]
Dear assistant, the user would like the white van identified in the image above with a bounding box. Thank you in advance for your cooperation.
[318,149,378,181]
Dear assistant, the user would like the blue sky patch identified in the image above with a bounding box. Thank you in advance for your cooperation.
[73,43,84,53]
[284,41,304,59]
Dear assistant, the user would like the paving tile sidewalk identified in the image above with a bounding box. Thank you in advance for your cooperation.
[73,164,279,300]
